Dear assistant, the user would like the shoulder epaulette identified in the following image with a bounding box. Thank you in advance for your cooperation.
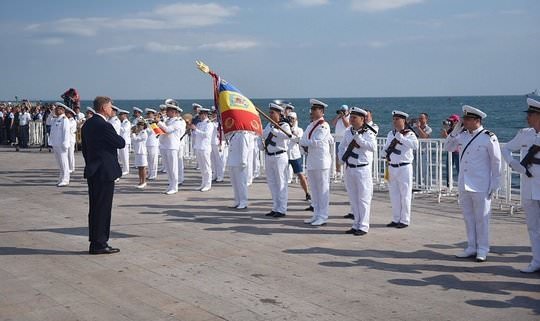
[484,130,495,137]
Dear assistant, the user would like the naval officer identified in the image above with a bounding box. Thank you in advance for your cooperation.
[337,107,377,235]
[261,103,291,218]
[382,110,419,228]
[300,99,334,226]
[157,99,185,195]
[445,105,501,262]
[49,102,72,187]
[145,108,160,180]
[190,107,213,192]
[501,98,540,272]
[118,109,131,176]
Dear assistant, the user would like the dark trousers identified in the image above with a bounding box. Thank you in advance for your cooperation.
[87,177,115,250]
[18,125,29,148]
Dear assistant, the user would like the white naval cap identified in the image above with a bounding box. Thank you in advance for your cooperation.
[111,105,119,112]
[284,103,295,110]
[210,106,217,113]
[339,104,349,111]
[133,107,143,113]
[462,105,486,119]
[86,106,96,114]
[145,108,157,114]
[118,109,129,115]
[392,110,409,119]
[164,99,183,112]
[192,103,203,109]
[64,106,75,115]
[349,106,367,117]
[288,111,297,119]
[54,102,68,109]
[526,98,540,113]
[310,98,328,108]
[269,102,284,113]
[159,104,167,110]
[198,107,211,113]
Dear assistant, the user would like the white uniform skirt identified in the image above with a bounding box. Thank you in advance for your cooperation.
[134,154,148,167]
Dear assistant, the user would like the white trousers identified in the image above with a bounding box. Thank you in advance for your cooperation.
[388,164,413,224]
[252,147,260,178]
[345,166,373,232]
[230,166,248,207]
[211,144,225,181]
[178,145,185,184]
[147,146,159,179]
[53,146,70,184]
[161,148,179,192]
[68,142,75,172]
[307,168,330,221]
[265,153,289,213]
[119,144,130,174]
[521,198,540,267]
[459,191,491,256]
[195,149,212,189]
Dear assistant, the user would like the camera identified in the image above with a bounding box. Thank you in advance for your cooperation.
[442,120,451,126]
[336,110,345,115]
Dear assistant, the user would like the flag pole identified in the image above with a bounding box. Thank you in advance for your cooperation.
[195,60,291,138]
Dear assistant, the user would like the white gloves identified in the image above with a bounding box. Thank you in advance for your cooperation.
[450,120,463,136]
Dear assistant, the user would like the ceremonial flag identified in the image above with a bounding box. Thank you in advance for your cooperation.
[149,122,165,136]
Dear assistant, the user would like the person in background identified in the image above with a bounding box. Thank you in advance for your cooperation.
[412,113,433,186]
[131,107,144,126]
[501,97,540,273]
[73,106,85,122]
[0,106,5,144]
[9,105,19,146]
[190,107,213,192]
[287,111,310,201]
[210,107,226,183]
[131,121,148,189]
[118,109,131,176]
[157,99,184,195]
[445,105,501,263]
[441,114,461,187]
[227,130,253,209]
[61,88,80,110]
[49,102,71,187]
[144,108,160,180]
[331,105,350,176]
[64,106,77,173]
[18,106,31,149]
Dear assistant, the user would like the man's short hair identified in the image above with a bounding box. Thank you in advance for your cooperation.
[93,96,112,112]
[420,112,429,119]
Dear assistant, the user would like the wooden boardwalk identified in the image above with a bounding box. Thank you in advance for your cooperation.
[0,147,538,321]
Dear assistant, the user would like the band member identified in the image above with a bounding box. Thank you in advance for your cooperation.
[383,110,419,228]
[131,121,148,189]
[190,107,213,192]
[118,109,131,176]
[338,107,377,235]
[227,130,253,209]
[261,103,291,217]
[445,105,501,262]
[49,102,71,186]
[157,99,185,195]
[131,107,144,126]
[210,107,226,182]
[64,106,77,173]
[501,97,540,272]
[144,108,160,180]
[108,106,121,134]
[300,99,334,226]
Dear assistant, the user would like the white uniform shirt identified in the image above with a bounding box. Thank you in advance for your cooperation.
[131,116,144,126]
[108,116,121,135]
[76,112,85,122]
[68,118,77,145]
[131,130,148,155]
[46,114,56,127]
[146,127,160,147]
[501,127,540,200]
[227,131,252,167]
[367,121,379,135]
[382,129,419,164]
[262,122,291,154]
[334,115,350,143]
[19,112,31,126]
[445,126,502,193]
[158,117,184,150]
[287,125,304,160]
[49,114,70,149]
[210,121,223,146]
[300,118,334,170]
[337,126,377,166]
[120,119,132,145]
[192,119,212,151]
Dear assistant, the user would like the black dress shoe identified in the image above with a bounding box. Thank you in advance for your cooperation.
[265,211,276,216]
[345,228,358,234]
[353,229,367,236]
[305,193,311,201]
[386,221,399,227]
[272,212,286,218]
[343,213,354,219]
[89,246,120,255]
[396,223,409,229]
[305,205,314,212]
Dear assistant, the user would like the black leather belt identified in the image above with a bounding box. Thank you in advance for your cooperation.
[390,162,410,168]
[267,150,286,156]
[346,163,369,168]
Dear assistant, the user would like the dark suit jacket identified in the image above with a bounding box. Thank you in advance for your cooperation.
[82,114,126,181]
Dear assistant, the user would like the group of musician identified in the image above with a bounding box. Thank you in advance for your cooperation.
[46,96,540,273]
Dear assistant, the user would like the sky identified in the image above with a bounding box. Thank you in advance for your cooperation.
[0,0,539,100]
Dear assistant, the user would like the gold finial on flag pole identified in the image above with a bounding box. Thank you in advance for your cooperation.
[195,60,210,74]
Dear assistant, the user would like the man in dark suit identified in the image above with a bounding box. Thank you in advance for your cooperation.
[82,96,125,254]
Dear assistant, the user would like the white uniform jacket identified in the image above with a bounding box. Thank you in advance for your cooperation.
[49,114,70,149]
[158,117,185,150]
[382,129,418,164]
[227,131,252,168]
[192,119,212,152]
[120,119,132,145]
[299,118,334,170]
[261,122,291,154]
[108,116,121,135]
[337,127,377,166]
[131,130,148,155]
